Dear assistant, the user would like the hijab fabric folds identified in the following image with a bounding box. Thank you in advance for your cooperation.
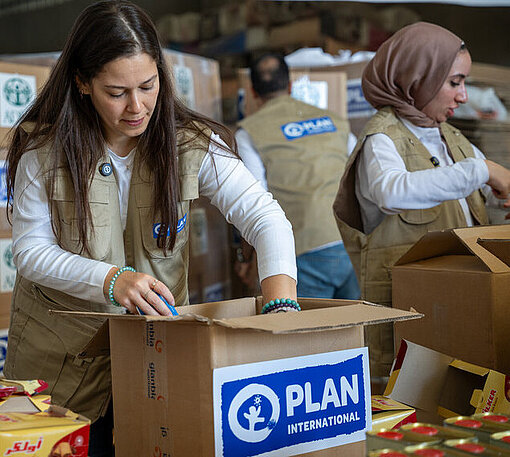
[362,22,463,128]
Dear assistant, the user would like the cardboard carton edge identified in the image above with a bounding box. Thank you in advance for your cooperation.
[394,225,510,273]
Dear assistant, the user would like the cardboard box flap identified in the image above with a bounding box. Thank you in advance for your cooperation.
[385,340,454,413]
[54,302,421,356]
[215,304,422,334]
[453,226,510,272]
[478,238,510,268]
[440,360,487,416]
[0,396,41,414]
[450,359,490,377]
[50,310,201,358]
[78,319,110,358]
[470,390,483,409]
[394,228,473,266]
[395,226,510,273]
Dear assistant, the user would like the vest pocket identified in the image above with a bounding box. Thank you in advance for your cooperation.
[51,185,111,260]
[398,206,441,225]
[139,203,190,258]
[6,308,91,407]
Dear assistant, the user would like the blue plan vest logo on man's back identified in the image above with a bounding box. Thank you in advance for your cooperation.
[281,116,337,141]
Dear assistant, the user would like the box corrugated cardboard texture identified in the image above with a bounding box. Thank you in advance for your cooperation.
[164,49,222,122]
[0,61,51,148]
[64,298,421,457]
[392,225,510,375]
[268,17,322,48]
[384,340,454,424]
[238,67,347,121]
[188,197,231,304]
[293,60,374,137]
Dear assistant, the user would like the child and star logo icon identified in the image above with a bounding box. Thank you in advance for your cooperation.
[227,384,280,443]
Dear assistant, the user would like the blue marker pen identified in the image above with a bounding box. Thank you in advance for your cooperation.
[137,293,179,316]
[158,294,179,316]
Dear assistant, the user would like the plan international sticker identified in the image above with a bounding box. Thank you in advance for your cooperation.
[213,347,370,457]
[0,72,36,128]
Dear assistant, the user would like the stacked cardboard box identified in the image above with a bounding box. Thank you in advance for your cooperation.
[392,225,510,376]
[0,60,52,372]
[0,60,51,149]
[163,49,222,122]
[449,62,510,224]
[311,60,373,137]
[238,59,373,137]
[237,66,348,120]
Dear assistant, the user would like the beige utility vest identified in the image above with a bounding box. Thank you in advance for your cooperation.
[4,132,208,422]
[333,107,488,306]
[239,95,350,255]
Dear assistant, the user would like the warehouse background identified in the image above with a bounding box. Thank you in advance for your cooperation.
[0,0,508,356]
[0,1,508,66]
[0,0,508,302]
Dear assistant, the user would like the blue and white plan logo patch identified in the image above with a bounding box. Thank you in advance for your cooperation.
[213,347,370,457]
[347,79,376,119]
[152,213,187,239]
[281,116,337,141]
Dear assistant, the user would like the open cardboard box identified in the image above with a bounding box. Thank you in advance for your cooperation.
[393,225,510,375]
[384,340,510,423]
[55,297,421,457]
[438,359,510,418]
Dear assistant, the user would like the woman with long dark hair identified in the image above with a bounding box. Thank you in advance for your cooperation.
[4,2,297,455]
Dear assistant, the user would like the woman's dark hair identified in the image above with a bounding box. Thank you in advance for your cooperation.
[250,53,290,99]
[7,0,235,255]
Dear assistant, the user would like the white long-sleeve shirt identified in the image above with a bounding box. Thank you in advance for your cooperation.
[355,116,498,234]
[12,132,297,305]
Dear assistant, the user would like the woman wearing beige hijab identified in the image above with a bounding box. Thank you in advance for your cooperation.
[333,22,510,377]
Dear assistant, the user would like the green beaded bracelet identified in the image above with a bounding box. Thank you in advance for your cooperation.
[261,298,300,314]
[108,266,136,307]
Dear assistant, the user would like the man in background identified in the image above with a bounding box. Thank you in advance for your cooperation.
[235,53,359,300]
